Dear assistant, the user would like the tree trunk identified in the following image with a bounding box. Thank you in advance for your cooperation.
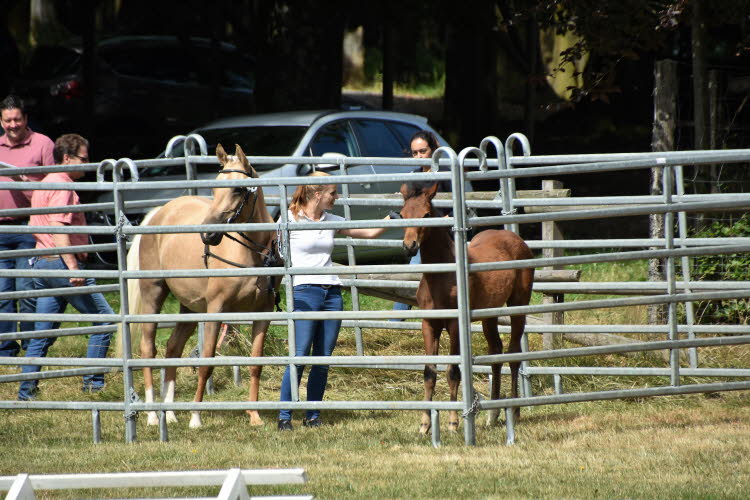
[382,5,394,110]
[691,0,710,230]
[649,59,678,325]
[692,0,709,152]
[524,11,539,144]
[343,26,365,87]
[252,0,346,112]
[444,0,496,146]
[708,69,722,194]
[80,0,96,140]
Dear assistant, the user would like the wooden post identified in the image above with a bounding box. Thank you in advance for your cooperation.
[542,180,565,350]
[708,69,722,194]
[649,59,678,325]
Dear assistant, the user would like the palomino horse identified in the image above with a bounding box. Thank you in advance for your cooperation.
[399,180,534,433]
[124,144,280,428]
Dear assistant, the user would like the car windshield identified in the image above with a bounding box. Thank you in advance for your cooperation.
[152,125,308,176]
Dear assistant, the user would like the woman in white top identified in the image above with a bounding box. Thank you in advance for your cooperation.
[278,171,398,430]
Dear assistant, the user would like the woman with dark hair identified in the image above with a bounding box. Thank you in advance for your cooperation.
[408,130,439,165]
[391,130,444,318]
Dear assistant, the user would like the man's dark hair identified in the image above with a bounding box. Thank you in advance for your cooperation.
[54,133,89,164]
[0,94,26,115]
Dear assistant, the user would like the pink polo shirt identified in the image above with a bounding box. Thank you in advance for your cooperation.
[0,128,55,220]
[29,172,88,251]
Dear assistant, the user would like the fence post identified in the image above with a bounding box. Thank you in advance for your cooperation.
[542,180,565,350]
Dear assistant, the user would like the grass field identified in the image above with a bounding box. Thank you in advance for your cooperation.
[1,260,749,499]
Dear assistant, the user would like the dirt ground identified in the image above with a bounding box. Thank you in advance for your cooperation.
[343,90,443,123]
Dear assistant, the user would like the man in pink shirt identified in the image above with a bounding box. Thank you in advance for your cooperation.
[18,133,113,400]
[0,94,55,357]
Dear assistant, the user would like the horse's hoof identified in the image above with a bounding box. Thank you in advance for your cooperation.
[419,423,431,435]
[166,411,178,424]
[485,409,500,427]
[447,422,459,433]
[189,413,202,429]
[146,412,159,426]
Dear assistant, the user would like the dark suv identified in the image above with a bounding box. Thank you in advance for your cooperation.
[11,35,255,159]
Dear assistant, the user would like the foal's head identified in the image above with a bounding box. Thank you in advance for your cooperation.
[399,181,439,257]
[200,143,260,246]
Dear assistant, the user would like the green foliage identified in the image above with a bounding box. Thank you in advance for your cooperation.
[688,213,750,324]
[360,46,446,97]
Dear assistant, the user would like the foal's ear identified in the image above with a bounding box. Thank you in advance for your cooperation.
[216,144,228,165]
[425,182,439,200]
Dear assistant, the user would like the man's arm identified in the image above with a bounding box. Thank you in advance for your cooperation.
[49,222,85,286]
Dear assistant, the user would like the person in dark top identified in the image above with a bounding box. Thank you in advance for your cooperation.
[391,130,450,318]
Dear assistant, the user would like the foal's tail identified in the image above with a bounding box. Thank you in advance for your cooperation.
[115,207,161,359]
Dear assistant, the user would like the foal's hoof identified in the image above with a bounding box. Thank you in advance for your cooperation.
[246,411,264,427]
[510,408,521,423]
[485,409,500,427]
[447,421,459,433]
[419,423,431,435]
[189,412,202,429]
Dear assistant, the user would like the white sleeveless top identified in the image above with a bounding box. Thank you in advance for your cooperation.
[288,209,344,286]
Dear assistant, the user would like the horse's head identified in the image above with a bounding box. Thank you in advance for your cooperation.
[399,181,439,257]
[200,143,260,246]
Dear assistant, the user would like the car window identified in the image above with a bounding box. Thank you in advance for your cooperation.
[388,122,423,152]
[309,121,358,156]
[352,119,413,157]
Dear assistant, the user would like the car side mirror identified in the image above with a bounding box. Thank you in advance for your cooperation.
[298,152,347,176]
[315,152,347,172]
[296,164,314,176]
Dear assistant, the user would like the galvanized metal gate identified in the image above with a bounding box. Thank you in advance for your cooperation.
[2,133,750,446]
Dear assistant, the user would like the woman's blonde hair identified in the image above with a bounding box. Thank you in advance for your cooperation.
[289,171,333,218]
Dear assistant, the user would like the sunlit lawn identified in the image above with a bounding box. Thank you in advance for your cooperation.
[1,258,749,498]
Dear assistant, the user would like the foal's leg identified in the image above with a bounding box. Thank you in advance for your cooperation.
[163,317,197,425]
[446,318,461,432]
[508,314,526,421]
[190,319,221,428]
[246,319,269,426]
[482,317,502,427]
[420,319,441,434]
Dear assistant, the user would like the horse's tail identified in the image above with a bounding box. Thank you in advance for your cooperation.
[115,207,161,359]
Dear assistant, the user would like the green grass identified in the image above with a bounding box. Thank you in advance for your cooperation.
[344,80,446,99]
[1,259,749,498]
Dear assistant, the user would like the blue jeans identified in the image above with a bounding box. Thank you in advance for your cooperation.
[18,257,114,400]
[390,251,421,320]
[0,230,36,356]
[279,284,343,422]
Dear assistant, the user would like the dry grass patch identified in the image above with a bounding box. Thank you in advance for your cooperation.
[1,260,749,498]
